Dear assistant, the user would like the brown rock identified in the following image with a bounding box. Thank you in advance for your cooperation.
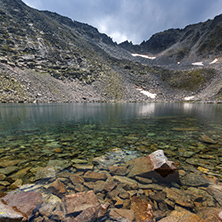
[181,172,210,187]
[114,196,124,208]
[74,183,86,192]
[131,196,155,222]
[149,191,166,202]
[35,166,56,181]
[64,190,100,215]
[113,176,138,190]
[38,194,62,218]
[108,165,128,176]
[0,166,18,175]
[123,199,131,209]
[197,208,222,222]
[104,179,117,192]
[0,160,21,168]
[163,187,193,208]
[8,167,31,182]
[0,181,10,187]
[70,175,84,184]
[0,173,6,181]
[73,206,100,222]
[135,176,152,184]
[98,203,110,218]
[200,135,217,144]
[119,191,130,200]
[158,209,204,222]
[109,208,135,222]
[0,201,25,222]
[83,182,95,190]
[47,179,66,196]
[9,179,23,190]
[127,150,179,183]
[73,164,94,170]
[93,181,106,193]
[1,192,43,220]
[83,171,107,182]
[208,185,222,205]
[107,188,121,200]
[154,210,167,221]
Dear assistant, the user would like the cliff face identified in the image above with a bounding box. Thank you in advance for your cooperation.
[0,0,222,103]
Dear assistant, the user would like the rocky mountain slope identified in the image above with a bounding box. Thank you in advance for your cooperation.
[0,0,222,103]
[119,14,222,66]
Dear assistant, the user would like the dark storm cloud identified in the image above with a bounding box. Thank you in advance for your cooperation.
[23,0,222,44]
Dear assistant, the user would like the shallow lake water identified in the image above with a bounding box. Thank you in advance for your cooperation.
[0,102,222,184]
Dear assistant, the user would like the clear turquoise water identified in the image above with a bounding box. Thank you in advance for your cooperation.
[0,103,222,182]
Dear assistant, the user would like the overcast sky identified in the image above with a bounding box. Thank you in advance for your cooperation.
[22,0,222,44]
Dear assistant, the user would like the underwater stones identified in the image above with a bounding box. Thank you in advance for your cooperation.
[8,167,31,182]
[200,135,217,144]
[0,166,18,175]
[0,201,25,222]
[113,176,138,190]
[9,179,23,190]
[72,159,88,164]
[71,205,101,222]
[187,187,215,207]
[131,196,155,222]
[83,171,107,182]
[35,166,56,181]
[1,192,43,220]
[47,159,72,171]
[70,175,85,184]
[0,173,6,181]
[73,164,94,170]
[171,127,199,131]
[127,150,179,183]
[197,207,222,221]
[163,187,194,208]
[181,173,210,187]
[0,159,21,168]
[64,190,100,215]
[158,209,203,222]
[104,179,117,192]
[108,165,128,176]
[208,185,222,206]
[47,179,66,196]
[109,208,135,222]
[135,176,152,184]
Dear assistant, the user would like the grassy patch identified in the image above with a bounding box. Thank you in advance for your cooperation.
[104,71,123,100]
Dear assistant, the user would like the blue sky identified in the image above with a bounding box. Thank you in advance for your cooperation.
[23,0,222,44]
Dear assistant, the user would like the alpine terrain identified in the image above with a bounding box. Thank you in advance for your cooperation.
[0,0,222,103]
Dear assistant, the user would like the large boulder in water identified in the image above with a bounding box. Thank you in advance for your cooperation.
[126,150,179,183]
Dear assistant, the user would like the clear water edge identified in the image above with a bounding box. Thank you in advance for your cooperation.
[0,102,222,188]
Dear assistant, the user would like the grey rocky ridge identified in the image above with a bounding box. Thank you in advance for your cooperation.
[0,0,222,103]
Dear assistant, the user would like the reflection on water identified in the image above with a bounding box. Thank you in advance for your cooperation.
[0,103,222,184]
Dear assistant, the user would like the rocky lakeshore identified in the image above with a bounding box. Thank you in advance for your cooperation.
[1,150,222,222]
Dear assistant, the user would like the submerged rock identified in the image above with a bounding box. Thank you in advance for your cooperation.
[64,190,100,215]
[0,201,25,222]
[127,150,179,183]
[83,171,107,182]
[181,172,210,187]
[34,166,56,181]
[131,196,155,222]
[158,209,203,222]
[1,192,43,220]
[109,208,135,222]
[200,135,217,144]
